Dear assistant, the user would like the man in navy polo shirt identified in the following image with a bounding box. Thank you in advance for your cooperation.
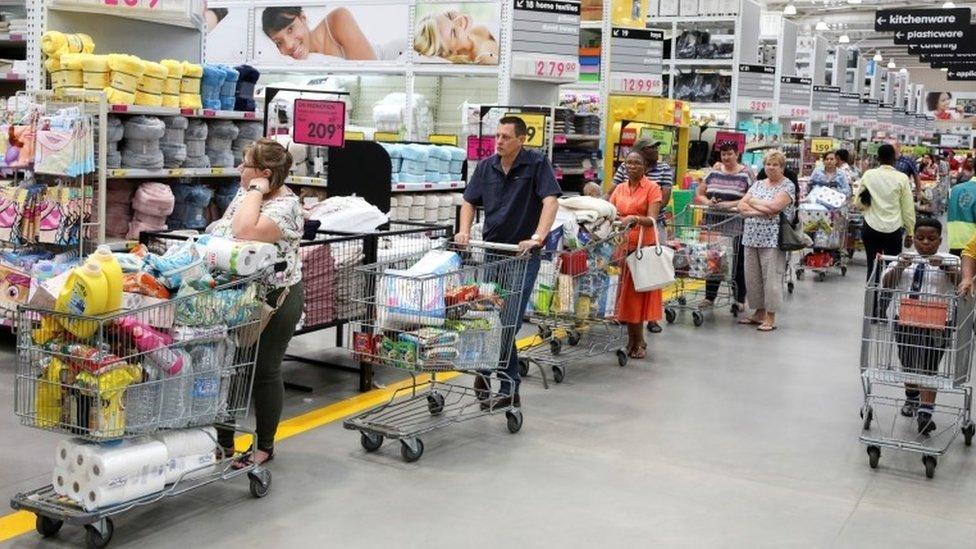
[456,115,561,408]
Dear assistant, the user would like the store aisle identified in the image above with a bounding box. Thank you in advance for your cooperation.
[4,259,976,547]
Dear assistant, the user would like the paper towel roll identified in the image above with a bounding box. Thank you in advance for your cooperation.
[52,468,73,496]
[154,427,217,458]
[88,440,168,483]
[202,238,276,275]
[84,471,166,511]
[56,438,92,467]
[163,452,216,484]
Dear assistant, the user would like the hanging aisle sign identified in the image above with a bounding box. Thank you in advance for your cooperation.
[874,8,971,32]
[778,76,812,118]
[292,99,346,148]
[608,28,665,96]
[859,98,879,129]
[907,41,976,55]
[811,85,841,123]
[947,68,976,81]
[838,92,860,126]
[736,64,776,114]
[510,0,581,83]
[893,26,975,45]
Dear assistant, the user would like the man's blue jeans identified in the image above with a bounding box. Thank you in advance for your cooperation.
[493,252,541,396]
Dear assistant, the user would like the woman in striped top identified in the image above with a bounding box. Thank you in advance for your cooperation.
[694,142,754,311]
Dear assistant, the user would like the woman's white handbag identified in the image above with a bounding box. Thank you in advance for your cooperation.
[625,222,675,292]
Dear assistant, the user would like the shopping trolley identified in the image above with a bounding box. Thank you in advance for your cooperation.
[343,241,531,462]
[664,205,743,327]
[11,266,274,547]
[845,210,864,261]
[796,205,850,281]
[519,225,630,385]
[859,254,975,478]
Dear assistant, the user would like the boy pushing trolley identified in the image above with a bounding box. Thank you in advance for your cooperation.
[860,218,975,478]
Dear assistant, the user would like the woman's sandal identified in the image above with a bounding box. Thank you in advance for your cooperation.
[738,317,763,325]
[232,445,275,470]
[629,342,647,359]
[757,324,777,332]
[215,446,236,461]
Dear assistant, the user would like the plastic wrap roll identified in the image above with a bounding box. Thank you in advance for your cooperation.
[84,471,165,511]
[52,468,73,496]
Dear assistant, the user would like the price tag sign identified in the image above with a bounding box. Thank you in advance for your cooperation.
[293,99,346,148]
[428,134,459,146]
[609,73,663,96]
[505,112,546,148]
[511,54,580,83]
[738,98,776,113]
[374,132,400,142]
[811,138,833,154]
[101,0,160,9]
[466,135,496,160]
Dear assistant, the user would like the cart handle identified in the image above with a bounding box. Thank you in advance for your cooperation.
[468,240,522,253]
[877,254,961,266]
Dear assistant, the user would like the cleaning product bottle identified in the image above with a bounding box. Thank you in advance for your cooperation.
[54,262,109,340]
[114,316,183,375]
[89,245,123,311]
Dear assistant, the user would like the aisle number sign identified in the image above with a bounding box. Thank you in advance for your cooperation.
[811,138,834,155]
[428,134,459,146]
[638,128,673,155]
[505,112,546,148]
[292,99,345,148]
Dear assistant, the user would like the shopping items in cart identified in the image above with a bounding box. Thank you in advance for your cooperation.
[859,254,974,478]
[520,224,630,385]
[11,239,278,547]
[344,241,531,462]
[795,203,850,281]
[664,205,743,327]
[845,211,864,260]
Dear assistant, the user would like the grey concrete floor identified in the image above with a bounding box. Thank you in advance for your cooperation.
[3,257,976,548]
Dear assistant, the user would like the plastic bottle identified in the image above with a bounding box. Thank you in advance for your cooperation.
[159,348,192,429]
[89,245,123,311]
[54,262,109,340]
[123,361,162,432]
[189,344,220,422]
[114,317,183,375]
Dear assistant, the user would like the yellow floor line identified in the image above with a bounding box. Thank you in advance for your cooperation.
[1,282,701,542]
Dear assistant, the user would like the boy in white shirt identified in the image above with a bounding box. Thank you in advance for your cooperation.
[882,217,959,435]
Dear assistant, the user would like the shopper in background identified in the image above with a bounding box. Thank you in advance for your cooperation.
[457,116,560,409]
[947,170,976,257]
[919,153,938,182]
[609,151,664,359]
[696,142,752,312]
[835,148,859,183]
[858,143,916,284]
[809,150,851,197]
[737,150,795,332]
[893,142,921,195]
[582,181,604,199]
[956,157,975,184]
[212,138,304,467]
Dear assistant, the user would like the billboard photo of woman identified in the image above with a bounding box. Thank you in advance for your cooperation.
[414,3,500,65]
[926,91,963,121]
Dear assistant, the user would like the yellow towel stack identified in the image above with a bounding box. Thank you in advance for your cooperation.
[80,54,110,94]
[58,53,85,93]
[44,57,62,91]
[160,59,184,108]
[40,31,94,59]
[179,61,203,109]
[135,61,168,107]
[106,54,144,105]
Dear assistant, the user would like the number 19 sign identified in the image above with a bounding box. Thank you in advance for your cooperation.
[293,99,346,148]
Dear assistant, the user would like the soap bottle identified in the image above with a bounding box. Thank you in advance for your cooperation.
[54,262,109,339]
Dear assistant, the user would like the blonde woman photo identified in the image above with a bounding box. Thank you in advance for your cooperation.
[414,9,499,64]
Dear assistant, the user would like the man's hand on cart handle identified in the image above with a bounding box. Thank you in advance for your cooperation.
[518,238,542,255]
[957,276,974,298]
[454,232,470,246]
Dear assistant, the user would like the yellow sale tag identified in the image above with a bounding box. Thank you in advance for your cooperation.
[428,134,459,146]
[345,131,365,141]
[811,138,834,154]
[505,112,546,148]
[170,169,184,176]
[374,132,400,142]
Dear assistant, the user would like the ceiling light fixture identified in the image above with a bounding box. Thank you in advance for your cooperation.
[784,3,797,15]
[816,20,830,31]
[887,61,896,69]
[873,52,883,62]
[848,0,862,4]
[839,34,850,43]
[943,1,956,8]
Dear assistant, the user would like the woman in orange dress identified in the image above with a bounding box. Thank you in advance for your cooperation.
[609,151,664,359]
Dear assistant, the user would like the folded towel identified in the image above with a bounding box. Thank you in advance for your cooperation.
[106,54,144,105]
[41,31,94,59]
[234,64,259,112]
[160,59,184,109]
[79,54,109,93]
[135,60,168,107]
[180,62,203,109]
[200,64,226,110]
[218,65,239,111]
[57,53,84,91]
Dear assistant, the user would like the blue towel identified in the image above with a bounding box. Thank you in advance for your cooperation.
[219,65,239,111]
[201,65,226,110]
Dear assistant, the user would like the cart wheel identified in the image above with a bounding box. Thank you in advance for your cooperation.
[817,271,827,282]
[796,269,804,280]
[963,422,975,446]
[400,439,424,463]
[730,302,740,316]
[616,349,628,367]
[360,432,384,452]
[248,469,272,498]
[518,358,530,377]
[665,308,677,324]
[549,339,562,355]
[867,446,880,469]
[787,282,795,294]
[841,266,848,277]
[84,519,113,549]
[677,295,687,306]
[506,409,523,433]
[923,455,937,479]
[692,311,704,327]
[35,515,63,538]
[567,331,581,346]
[426,392,445,415]
[861,405,873,431]
[552,365,566,384]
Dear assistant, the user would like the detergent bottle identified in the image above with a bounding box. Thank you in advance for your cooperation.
[89,245,123,311]
[54,261,109,339]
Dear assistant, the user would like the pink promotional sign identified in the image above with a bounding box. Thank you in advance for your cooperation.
[293,99,346,148]
[713,131,746,154]
[466,135,496,160]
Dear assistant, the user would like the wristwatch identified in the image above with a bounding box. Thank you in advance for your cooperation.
[248,184,264,193]
[530,233,542,243]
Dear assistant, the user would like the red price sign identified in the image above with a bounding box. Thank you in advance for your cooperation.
[747,99,774,112]
[466,135,496,160]
[621,78,657,93]
[293,99,345,148]
[534,60,578,78]
[103,0,159,7]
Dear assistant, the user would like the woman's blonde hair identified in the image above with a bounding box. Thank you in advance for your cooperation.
[246,138,293,190]
[763,149,787,169]
[413,14,472,63]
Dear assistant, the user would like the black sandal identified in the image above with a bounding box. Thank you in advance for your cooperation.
[232,445,275,469]
[215,445,236,461]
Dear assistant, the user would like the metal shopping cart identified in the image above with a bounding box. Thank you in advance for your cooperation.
[11,266,272,547]
[519,225,630,385]
[795,205,850,281]
[343,241,531,462]
[859,255,975,478]
[845,210,864,261]
[664,205,744,327]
